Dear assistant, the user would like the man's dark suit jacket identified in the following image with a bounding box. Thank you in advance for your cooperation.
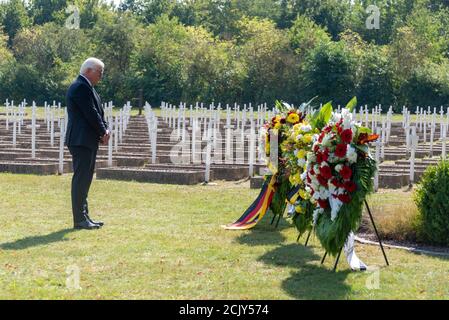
[65,75,108,150]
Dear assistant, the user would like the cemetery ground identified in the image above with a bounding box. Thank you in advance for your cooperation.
[1,173,448,300]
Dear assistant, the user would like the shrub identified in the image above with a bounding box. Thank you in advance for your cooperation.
[414,161,449,246]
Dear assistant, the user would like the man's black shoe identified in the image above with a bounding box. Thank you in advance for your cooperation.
[84,213,104,227]
[74,220,101,230]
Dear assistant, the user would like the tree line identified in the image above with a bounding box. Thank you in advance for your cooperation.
[0,0,448,111]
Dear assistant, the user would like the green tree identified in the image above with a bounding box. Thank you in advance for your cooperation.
[236,16,297,104]
[91,12,141,104]
[12,22,91,101]
[29,0,68,25]
[182,26,245,103]
[291,0,352,40]
[134,15,190,105]
[401,60,449,107]
[288,15,331,60]
[0,0,31,46]
[357,45,395,108]
[301,41,357,106]
[192,0,240,39]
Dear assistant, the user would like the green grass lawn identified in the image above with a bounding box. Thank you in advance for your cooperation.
[0,173,448,299]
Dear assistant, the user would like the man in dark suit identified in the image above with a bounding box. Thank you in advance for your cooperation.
[65,58,110,230]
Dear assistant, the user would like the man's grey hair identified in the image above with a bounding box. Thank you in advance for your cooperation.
[80,58,104,74]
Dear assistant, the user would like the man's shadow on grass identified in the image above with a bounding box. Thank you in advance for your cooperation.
[0,228,75,250]
[234,213,292,246]
[258,243,352,299]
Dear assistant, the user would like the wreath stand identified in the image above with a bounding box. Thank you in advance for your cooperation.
[270,202,288,229]
[298,200,390,272]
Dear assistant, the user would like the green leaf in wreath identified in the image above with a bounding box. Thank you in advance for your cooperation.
[345,97,357,112]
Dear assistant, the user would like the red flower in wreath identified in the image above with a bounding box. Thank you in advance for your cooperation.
[320,166,333,180]
[336,123,343,135]
[340,129,353,144]
[358,133,379,145]
[317,174,329,187]
[331,178,344,188]
[335,143,347,158]
[318,132,325,143]
[317,148,330,163]
[323,126,332,133]
[337,193,351,203]
[317,199,329,209]
[331,178,340,187]
[340,166,353,180]
[343,181,357,193]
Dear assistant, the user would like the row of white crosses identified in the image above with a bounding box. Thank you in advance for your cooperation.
[409,123,449,185]
[103,101,133,167]
[2,99,133,171]
[43,101,66,173]
[161,101,271,134]
[144,103,158,165]
[3,99,27,147]
[160,101,268,178]
[43,101,64,148]
[402,105,449,159]
[2,100,65,170]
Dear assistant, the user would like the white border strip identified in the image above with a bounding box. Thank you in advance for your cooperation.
[355,236,449,257]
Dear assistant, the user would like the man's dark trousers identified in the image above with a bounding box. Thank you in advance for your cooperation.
[69,145,98,224]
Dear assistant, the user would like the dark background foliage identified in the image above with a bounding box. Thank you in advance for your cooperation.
[0,0,448,108]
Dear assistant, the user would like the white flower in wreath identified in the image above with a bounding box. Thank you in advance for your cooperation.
[328,181,337,194]
[320,161,329,168]
[307,152,316,164]
[335,164,343,172]
[302,124,312,133]
[319,185,330,197]
[341,109,354,130]
[313,208,324,225]
[311,179,320,191]
[300,171,307,181]
[297,158,306,167]
[327,155,337,164]
[296,134,303,142]
[347,145,358,164]
[306,162,312,171]
[322,133,332,147]
[331,112,342,123]
[329,196,343,221]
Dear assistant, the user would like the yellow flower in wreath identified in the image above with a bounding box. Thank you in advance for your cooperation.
[286,113,300,124]
[265,141,270,154]
[289,172,301,185]
[302,134,313,144]
[292,123,302,133]
[295,206,303,214]
[299,189,309,200]
[296,149,307,159]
